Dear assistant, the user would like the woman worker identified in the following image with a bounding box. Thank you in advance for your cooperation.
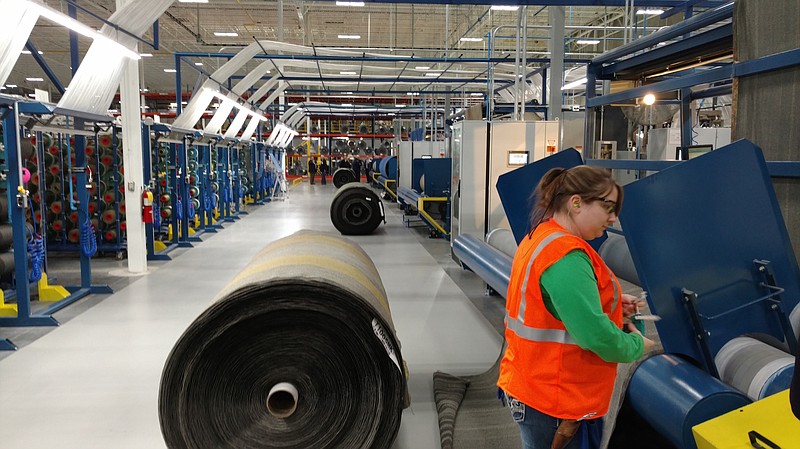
[498,165,655,449]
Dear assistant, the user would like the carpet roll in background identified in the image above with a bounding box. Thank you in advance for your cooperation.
[330,184,385,235]
[332,167,357,188]
[159,230,408,449]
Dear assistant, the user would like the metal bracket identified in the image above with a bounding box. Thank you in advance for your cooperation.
[754,259,798,354]
[681,288,720,378]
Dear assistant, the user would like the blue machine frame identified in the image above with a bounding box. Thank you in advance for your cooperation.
[620,140,800,374]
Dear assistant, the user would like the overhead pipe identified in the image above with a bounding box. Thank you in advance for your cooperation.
[592,2,734,64]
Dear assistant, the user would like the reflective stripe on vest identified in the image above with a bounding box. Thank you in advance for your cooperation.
[510,229,620,346]
[518,231,567,324]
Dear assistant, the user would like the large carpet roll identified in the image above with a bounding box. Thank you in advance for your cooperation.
[330,184,385,235]
[715,336,795,400]
[159,230,407,449]
[332,167,357,188]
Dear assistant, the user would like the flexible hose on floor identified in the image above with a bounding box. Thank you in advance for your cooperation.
[159,230,408,449]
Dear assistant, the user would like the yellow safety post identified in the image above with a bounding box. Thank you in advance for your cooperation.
[153,240,167,252]
[37,272,70,302]
[0,290,18,316]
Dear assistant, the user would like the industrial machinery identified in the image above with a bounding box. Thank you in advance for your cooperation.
[449,140,799,449]
[450,120,560,256]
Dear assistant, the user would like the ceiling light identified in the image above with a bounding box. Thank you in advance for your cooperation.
[340,71,357,75]
[406,92,419,96]
[7,84,17,88]
[178,0,208,3]
[195,62,203,66]
[26,77,44,82]
[335,1,365,6]
[636,9,664,15]
[214,32,238,37]
[470,92,483,96]
[338,34,361,39]
[490,5,519,11]
[140,53,153,57]
[164,68,177,73]
[576,39,600,45]
[415,66,430,70]
[25,1,140,60]
[424,72,442,77]
[21,50,44,55]
[561,77,587,90]
[642,94,656,105]
[343,91,354,94]
[460,37,483,42]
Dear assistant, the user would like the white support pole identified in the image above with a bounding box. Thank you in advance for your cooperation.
[118,0,146,274]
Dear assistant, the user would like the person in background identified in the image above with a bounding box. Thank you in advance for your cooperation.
[339,157,351,170]
[351,156,362,182]
[307,157,317,185]
[498,165,655,449]
[319,158,329,186]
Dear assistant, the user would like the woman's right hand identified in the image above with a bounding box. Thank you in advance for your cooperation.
[626,322,656,354]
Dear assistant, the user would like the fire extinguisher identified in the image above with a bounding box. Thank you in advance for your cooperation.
[142,187,154,224]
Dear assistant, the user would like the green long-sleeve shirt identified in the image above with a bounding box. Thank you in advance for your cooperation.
[540,250,644,363]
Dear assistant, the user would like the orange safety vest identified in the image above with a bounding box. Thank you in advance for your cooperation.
[497,220,623,420]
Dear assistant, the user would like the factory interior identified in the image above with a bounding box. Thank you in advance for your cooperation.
[1,0,799,448]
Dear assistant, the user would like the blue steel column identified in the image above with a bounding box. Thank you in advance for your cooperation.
[141,124,156,258]
[177,138,192,244]
[73,127,92,287]
[168,142,179,245]
[1,105,57,327]
[680,87,693,152]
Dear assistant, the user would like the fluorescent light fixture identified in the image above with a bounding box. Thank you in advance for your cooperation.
[576,39,600,45]
[336,1,365,6]
[415,66,430,70]
[490,5,519,11]
[406,92,419,96]
[21,50,44,55]
[214,32,239,37]
[636,9,664,15]
[561,77,587,90]
[164,68,177,73]
[140,53,153,57]
[26,1,140,60]
[195,62,204,66]
[7,84,18,88]
[26,77,45,82]
[343,91,354,95]
[337,34,361,39]
[424,72,442,77]
[460,37,483,42]
[340,71,357,75]
[178,0,208,3]
[470,92,483,96]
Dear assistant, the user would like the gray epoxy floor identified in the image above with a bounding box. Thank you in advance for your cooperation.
[0,181,504,449]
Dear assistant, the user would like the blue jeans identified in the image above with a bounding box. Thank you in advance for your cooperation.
[504,393,602,449]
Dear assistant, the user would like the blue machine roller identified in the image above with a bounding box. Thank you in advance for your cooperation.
[378,155,397,183]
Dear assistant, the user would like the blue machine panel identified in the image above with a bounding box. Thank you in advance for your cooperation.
[620,140,800,371]
[421,158,451,197]
[496,148,584,244]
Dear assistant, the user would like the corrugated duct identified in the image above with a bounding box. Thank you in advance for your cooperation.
[0,1,38,88]
[56,0,173,116]
[158,230,408,449]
